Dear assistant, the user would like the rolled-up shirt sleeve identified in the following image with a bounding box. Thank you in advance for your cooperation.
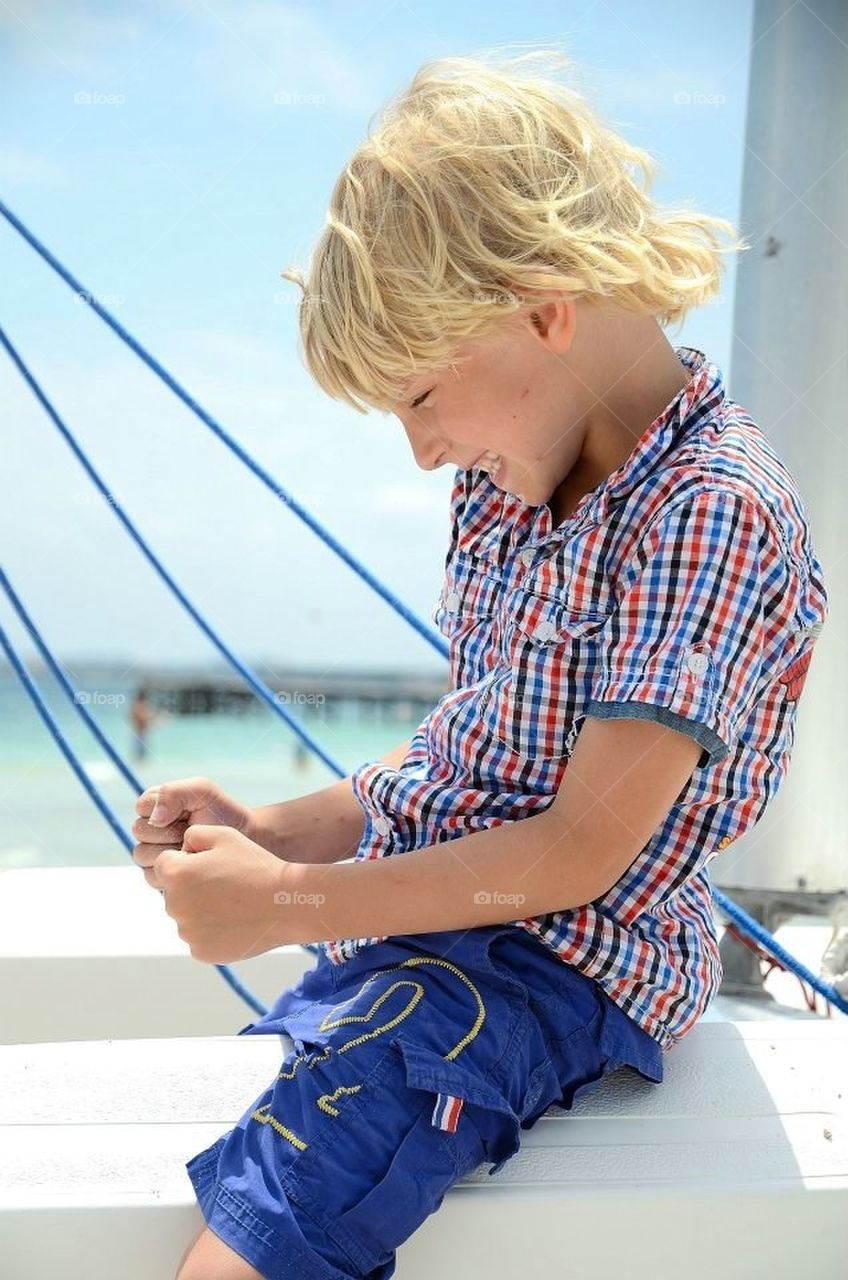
[585,487,798,766]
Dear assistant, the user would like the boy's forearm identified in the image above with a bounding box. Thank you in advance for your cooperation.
[285,808,607,942]
[246,736,414,864]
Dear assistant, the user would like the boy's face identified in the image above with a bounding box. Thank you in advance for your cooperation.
[393,301,591,511]
[392,296,691,525]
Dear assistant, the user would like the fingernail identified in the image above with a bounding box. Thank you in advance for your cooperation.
[150,802,167,825]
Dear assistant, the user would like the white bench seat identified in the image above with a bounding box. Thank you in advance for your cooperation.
[0,866,314,1043]
[1,1022,846,1279]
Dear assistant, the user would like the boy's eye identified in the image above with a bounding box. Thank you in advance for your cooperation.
[410,387,434,409]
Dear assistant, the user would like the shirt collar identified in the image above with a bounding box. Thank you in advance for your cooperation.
[456,347,724,563]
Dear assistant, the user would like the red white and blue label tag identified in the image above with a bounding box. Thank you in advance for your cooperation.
[431,1092,464,1132]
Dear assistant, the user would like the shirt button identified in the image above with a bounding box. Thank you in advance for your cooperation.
[687,650,709,676]
[534,618,557,642]
[444,589,461,611]
[520,549,535,565]
[373,815,391,836]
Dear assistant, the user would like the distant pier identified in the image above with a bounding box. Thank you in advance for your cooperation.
[139,668,450,720]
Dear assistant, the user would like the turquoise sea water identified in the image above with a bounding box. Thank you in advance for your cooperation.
[0,667,427,869]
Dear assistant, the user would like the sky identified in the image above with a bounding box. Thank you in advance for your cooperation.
[1,0,754,676]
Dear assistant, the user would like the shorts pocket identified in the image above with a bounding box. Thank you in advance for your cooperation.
[394,1036,526,1181]
[280,1035,522,1275]
[281,1029,535,1280]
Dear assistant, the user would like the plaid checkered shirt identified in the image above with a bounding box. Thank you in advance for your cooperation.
[320,347,828,1051]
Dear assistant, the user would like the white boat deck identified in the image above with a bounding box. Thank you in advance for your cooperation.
[0,866,313,1042]
[1,1021,846,1279]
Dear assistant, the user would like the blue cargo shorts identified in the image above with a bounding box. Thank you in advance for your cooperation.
[185,923,664,1280]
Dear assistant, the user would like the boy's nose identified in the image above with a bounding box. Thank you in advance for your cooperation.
[417,448,448,471]
[402,421,447,471]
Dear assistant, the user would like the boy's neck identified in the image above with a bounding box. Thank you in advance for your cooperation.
[548,325,691,526]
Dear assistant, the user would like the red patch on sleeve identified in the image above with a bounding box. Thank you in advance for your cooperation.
[778,647,812,701]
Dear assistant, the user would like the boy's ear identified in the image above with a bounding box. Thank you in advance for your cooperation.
[528,298,578,354]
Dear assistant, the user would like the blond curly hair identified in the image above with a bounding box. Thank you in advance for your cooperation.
[281,48,747,415]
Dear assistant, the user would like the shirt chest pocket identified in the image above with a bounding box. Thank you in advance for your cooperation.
[482,588,608,759]
[432,553,504,689]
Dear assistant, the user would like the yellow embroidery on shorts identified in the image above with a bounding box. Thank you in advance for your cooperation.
[316,1083,363,1116]
[400,958,486,1059]
[250,1102,308,1151]
[321,957,486,1060]
[262,956,489,1145]
[319,978,425,1050]
[276,1056,305,1081]
[276,1043,332,1080]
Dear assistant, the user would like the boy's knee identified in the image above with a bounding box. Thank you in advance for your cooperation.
[175,1225,266,1280]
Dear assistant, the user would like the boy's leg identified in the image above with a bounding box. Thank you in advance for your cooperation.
[180,928,546,1280]
[176,1225,265,1280]
[179,925,644,1280]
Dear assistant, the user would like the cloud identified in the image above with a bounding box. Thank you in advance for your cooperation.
[582,65,737,118]
[0,1,376,116]
[0,146,67,187]
[174,0,379,116]
[0,1,144,77]
[1,320,451,670]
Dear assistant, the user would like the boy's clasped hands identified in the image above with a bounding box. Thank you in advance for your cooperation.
[131,778,310,964]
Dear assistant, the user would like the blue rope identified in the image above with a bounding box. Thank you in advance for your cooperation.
[0,198,450,664]
[711,885,848,1016]
[0,322,347,780]
[0,615,270,1017]
[0,572,325,979]
[1,566,145,795]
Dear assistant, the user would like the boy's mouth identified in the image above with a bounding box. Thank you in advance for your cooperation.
[475,452,503,481]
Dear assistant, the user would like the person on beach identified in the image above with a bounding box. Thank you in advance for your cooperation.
[129,686,166,761]
[131,50,828,1280]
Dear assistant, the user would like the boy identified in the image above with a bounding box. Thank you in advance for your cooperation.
[133,51,828,1280]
